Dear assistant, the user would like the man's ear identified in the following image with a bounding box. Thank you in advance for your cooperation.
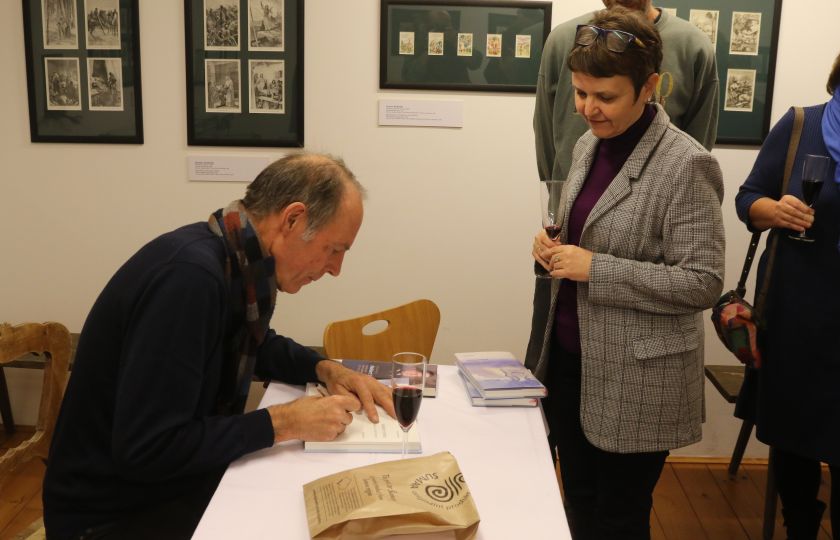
[281,202,307,234]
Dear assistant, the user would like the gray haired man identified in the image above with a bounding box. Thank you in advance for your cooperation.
[44,153,393,539]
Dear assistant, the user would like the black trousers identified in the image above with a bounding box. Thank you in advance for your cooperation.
[543,345,668,540]
[773,446,838,539]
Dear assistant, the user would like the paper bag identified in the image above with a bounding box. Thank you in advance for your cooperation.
[303,451,480,539]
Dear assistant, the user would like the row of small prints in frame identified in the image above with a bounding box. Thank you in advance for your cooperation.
[399,32,533,59]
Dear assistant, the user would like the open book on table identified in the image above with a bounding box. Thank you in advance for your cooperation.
[302,383,421,454]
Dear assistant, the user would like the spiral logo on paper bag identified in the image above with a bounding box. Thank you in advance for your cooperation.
[424,473,465,503]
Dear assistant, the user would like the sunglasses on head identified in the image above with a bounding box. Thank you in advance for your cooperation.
[575,24,646,53]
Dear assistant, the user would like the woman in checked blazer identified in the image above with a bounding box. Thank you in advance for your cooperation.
[525,7,725,540]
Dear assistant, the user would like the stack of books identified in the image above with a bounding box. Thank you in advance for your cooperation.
[455,351,546,407]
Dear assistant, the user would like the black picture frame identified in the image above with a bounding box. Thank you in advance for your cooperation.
[661,0,783,145]
[380,0,552,93]
[184,0,303,147]
[22,0,143,144]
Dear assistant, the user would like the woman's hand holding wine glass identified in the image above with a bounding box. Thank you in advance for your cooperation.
[789,154,831,242]
[535,180,565,279]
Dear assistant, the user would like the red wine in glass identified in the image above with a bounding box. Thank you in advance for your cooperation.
[790,154,831,243]
[801,179,824,206]
[390,352,426,458]
[544,224,562,241]
[393,386,422,429]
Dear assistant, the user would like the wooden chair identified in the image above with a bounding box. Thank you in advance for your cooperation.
[323,299,440,361]
[0,322,71,490]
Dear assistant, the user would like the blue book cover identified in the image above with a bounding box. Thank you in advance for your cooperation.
[457,370,538,407]
[455,351,546,399]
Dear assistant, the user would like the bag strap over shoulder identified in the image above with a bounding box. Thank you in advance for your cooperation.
[735,232,761,297]
[754,106,805,315]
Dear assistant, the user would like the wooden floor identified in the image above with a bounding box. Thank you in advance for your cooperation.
[650,461,833,540]
[0,430,833,540]
[1,429,45,540]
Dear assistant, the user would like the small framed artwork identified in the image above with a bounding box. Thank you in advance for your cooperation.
[184,0,303,147]
[724,68,756,112]
[659,0,783,145]
[380,0,553,93]
[87,57,122,111]
[22,0,143,143]
[248,59,284,114]
[689,9,719,46]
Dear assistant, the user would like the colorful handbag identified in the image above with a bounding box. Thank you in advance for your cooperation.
[711,234,764,367]
[710,107,804,369]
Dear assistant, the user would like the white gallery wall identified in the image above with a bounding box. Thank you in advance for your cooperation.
[1,0,837,457]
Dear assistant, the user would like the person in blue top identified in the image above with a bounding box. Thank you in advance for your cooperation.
[734,51,840,539]
[43,153,395,540]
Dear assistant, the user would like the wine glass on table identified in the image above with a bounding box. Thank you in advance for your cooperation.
[391,352,426,459]
[538,180,566,278]
[789,154,831,242]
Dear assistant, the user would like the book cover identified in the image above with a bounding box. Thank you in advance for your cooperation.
[302,384,421,454]
[338,358,437,397]
[458,370,537,407]
[454,351,546,399]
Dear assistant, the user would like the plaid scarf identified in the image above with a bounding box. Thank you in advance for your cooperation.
[208,200,277,414]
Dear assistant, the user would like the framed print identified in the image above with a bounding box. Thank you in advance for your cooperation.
[659,0,783,145]
[380,0,553,93]
[84,0,121,50]
[247,0,283,51]
[87,57,122,111]
[45,57,81,111]
[42,0,79,49]
[204,0,239,51]
[248,59,284,114]
[205,59,241,113]
[22,0,143,143]
[185,0,303,147]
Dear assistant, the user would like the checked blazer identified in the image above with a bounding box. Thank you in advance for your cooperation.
[525,105,725,453]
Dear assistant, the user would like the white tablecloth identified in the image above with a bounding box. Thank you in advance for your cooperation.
[193,365,568,539]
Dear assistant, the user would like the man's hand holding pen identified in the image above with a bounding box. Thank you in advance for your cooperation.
[267,360,395,443]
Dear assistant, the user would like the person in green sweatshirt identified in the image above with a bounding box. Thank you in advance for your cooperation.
[533,0,719,182]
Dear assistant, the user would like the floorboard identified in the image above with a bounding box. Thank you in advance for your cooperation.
[709,464,771,539]
[674,464,749,539]
[653,464,707,539]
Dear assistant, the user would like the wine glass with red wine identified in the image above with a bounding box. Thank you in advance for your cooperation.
[538,180,566,278]
[789,154,831,243]
[390,352,426,459]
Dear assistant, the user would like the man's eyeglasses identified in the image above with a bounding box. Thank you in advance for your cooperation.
[575,24,646,53]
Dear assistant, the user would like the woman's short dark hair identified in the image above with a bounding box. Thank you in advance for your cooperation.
[567,6,663,98]
[827,50,840,95]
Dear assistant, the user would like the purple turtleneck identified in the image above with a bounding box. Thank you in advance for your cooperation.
[555,103,657,355]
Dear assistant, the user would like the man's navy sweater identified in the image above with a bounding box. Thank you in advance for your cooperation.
[43,222,323,538]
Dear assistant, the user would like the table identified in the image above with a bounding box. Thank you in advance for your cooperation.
[193,365,569,539]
